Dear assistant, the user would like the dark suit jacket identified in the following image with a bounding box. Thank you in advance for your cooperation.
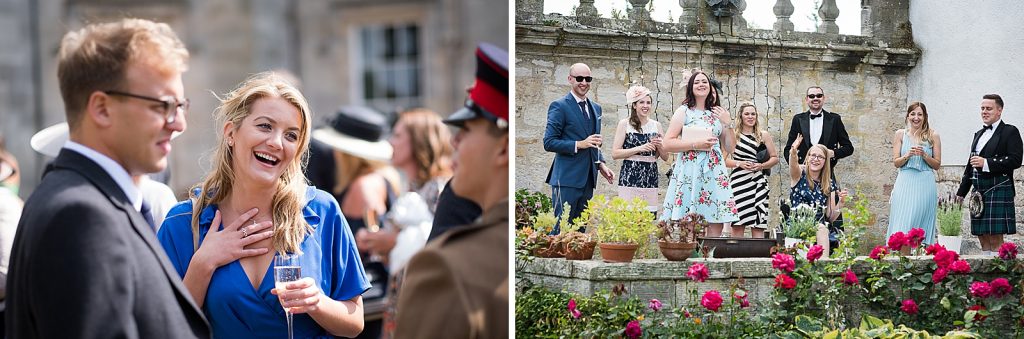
[6,149,210,338]
[783,109,854,169]
[543,93,604,189]
[395,199,508,339]
[957,121,1024,197]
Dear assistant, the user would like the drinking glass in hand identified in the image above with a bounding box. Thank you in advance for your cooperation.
[275,253,301,339]
[970,151,979,180]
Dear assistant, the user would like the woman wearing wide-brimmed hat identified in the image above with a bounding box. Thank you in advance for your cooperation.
[313,105,401,339]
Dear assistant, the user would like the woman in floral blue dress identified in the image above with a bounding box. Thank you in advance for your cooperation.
[661,71,738,237]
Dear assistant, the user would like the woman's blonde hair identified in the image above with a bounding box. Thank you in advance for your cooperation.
[804,144,833,197]
[190,72,313,254]
[733,103,763,144]
[333,151,400,195]
[906,101,932,145]
[396,108,453,185]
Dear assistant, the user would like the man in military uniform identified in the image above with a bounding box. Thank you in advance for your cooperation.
[394,43,509,338]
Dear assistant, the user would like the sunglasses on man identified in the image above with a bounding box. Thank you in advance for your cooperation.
[573,76,593,83]
[807,93,824,99]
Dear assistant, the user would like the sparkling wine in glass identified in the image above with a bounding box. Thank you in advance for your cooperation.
[275,253,301,339]
[970,151,979,180]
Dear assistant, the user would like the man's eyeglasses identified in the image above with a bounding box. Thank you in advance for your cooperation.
[103,90,189,124]
[807,93,824,99]
[573,76,594,83]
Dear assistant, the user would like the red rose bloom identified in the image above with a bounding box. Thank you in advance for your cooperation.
[774,274,797,289]
[625,320,642,339]
[869,246,889,260]
[970,281,992,298]
[999,242,1018,260]
[568,298,581,319]
[900,299,919,315]
[991,278,1012,297]
[968,305,988,322]
[933,249,958,268]
[734,290,750,308]
[701,290,723,312]
[932,267,949,283]
[806,244,824,263]
[842,269,859,285]
[772,253,796,272]
[908,228,926,248]
[925,243,946,255]
[888,231,909,251]
[687,263,709,282]
[950,260,971,274]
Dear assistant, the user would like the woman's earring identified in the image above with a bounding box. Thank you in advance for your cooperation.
[228,140,234,147]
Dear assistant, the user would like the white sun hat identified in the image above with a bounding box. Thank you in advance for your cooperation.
[312,105,393,162]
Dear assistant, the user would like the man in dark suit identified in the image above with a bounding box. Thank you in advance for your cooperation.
[783,86,854,250]
[543,63,614,232]
[6,19,209,338]
[956,94,1022,254]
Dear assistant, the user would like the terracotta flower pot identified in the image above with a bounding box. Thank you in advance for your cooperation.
[658,241,697,261]
[531,243,564,258]
[599,243,639,263]
[564,241,597,260]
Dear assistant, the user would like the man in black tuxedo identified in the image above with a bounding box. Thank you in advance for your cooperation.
[6,19,210,338]
[783,86,854,250]
[956,94,1022,254]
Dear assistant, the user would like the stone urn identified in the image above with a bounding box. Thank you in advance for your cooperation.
[599,243,639,263]
[658,241,697,261]
[564,241,597,260]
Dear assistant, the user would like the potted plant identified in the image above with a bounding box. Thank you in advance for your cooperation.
[522,207,563,258]
[558,204,597,260]
[592,195,657,263]
[785,204,821,255]
[657,213,706,261]
[936,194,963,253]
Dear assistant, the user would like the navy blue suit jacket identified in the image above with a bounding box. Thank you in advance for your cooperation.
[544,92,604,189]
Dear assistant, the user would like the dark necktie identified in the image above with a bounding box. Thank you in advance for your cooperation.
[140,200,156,231]
[809,113,821,120]
[578,101,590,119]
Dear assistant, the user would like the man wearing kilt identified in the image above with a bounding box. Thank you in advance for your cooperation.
[957,94,1023,255]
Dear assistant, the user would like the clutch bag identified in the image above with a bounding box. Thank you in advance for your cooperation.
[680,126,714,151]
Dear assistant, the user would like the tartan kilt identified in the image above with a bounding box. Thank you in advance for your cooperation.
[970,176,1017,235]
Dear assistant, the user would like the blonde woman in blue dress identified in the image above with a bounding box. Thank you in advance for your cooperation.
[660,71,739,237]
[888,102,941,244]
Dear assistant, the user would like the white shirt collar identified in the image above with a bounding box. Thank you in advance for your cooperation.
[987,120,1003,129]
[569,91,588,104]
[809,108,823,116]
[63,141,142,211]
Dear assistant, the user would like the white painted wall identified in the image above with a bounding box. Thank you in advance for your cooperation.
[907,1,1024,165]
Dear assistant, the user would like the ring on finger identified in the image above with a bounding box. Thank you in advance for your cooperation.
[241,227,249,238]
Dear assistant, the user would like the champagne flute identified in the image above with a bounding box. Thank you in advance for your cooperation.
[275,252,301,339]
[970,151,979,180]
[364,209,382,262]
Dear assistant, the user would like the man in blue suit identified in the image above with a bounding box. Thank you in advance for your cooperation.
[544,63,614,233]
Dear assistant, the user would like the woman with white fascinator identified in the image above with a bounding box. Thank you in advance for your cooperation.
[612,85,668,213]
[30,122,178,228]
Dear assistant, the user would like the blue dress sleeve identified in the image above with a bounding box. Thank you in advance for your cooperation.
[156,201,197,279]
[315,191,371,302]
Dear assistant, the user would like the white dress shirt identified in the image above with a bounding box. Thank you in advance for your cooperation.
[64,141,142,211]
[974,120,1002,172]
[809,109,824,145]
[570,91,591,154]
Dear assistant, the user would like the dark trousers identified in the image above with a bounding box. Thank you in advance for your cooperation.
[551,185,593,234]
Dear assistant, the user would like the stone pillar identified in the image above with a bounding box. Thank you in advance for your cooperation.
[627,0,651,22]
[516,0,544,24]
[678,0,699,31]
[733,0,748,30]
[817,0,840,34]
[773,0,794,32]
[577,0,599,19]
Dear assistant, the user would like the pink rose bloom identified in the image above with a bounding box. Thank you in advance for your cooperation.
[771,253,796,273]
[900,299,919,315]
[888,231,909,251]
[568,298,581,319]
[908,228,925,248]
[687,263,709,282]
[648,298,662,312]
[950,260,971,274]
[774,274,797,289]
[999,242,1018,260]
[925,243,946,255]
[701,290,723,312]
[970,281,992,298]
[624,320,642,339]
[806,244,824,262]
[869,246,889,260]
[734,291,750,308]
[933,249,958,268]
[932,267,949,283]
[990,278,1012,297]
[842,269,858,285]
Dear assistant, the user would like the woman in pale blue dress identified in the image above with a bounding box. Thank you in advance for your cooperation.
[888,102,942,244]
[661,71,739,236]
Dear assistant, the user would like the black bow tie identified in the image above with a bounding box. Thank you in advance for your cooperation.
[983,125,993,131]
[809,113,822,120]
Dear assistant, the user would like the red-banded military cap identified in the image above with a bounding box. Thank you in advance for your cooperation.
[443,43,508,129]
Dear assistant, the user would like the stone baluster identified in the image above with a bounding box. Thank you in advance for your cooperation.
[577,0,599,19]
[627,0,651,22]
[817,0,840,34]
[678,0,699,30]
[733,0,748,30]
[773,0,794,32]
[516,0,544,24]
[860,3,872,36]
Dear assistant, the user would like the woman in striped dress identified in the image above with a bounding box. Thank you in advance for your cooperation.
[726,104,778,238]
[612,85,668,213]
